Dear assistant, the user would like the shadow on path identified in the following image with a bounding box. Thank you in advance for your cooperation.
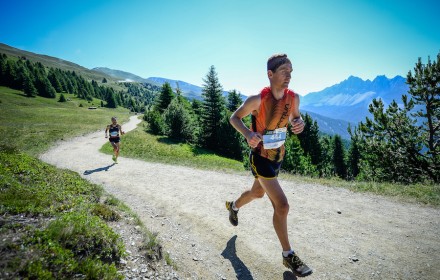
[83,163,115,175]
[221,235,253,280]
[283,271,298,280]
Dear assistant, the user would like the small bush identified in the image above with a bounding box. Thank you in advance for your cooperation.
[41,211,125,262]
[58,93,67,102]
[140,231,162,261]
[92,203,121,221]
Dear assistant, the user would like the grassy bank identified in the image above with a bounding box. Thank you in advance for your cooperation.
[0,87,159,278]
[0,146,162,279]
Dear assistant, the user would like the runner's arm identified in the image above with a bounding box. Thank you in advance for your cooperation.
[119,125,125,135]
[289,94,304,134]
[105,125,109,138]
[230,95,262,148]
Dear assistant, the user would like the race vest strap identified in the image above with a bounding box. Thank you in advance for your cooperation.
[262,127,287,149]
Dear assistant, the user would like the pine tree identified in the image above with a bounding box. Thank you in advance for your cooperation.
[23,73,37,97]
[106,88,117,108]
[406,52,440,182]
[283,135,317,176]
[297,113,321,166]
[227,89,242,111]
[48,68,63,92]
[59,93,67,102]
[200,65,226,150]
[319,135,335,177]
[333,135,347,179]
[163,97,197,142]
[347,124,361,179]
[357,52,440,183]
[216,110,243,159]
[155,82,175,113]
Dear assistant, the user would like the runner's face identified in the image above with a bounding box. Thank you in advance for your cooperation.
[111,118,117,124]
[270,63,292,89]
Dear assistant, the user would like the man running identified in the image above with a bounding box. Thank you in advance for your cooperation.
[226,53,312,277]
[105,116,125,163]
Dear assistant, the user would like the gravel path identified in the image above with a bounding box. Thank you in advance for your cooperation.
[40,116,440,280]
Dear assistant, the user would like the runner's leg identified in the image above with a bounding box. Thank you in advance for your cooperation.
[258,177,291,251]
[235,179,265,208]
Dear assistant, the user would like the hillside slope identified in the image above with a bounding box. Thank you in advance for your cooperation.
[0,43,115,83]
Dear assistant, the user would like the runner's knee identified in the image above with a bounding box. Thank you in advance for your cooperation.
[252,188,265,199]
[274,201,289,216]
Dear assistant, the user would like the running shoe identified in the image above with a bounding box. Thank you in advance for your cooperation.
[283,253,313,277]
[225,201,238,226]
[112,155,116,162]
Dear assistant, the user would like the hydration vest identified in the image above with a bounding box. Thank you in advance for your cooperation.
[251,87,296,162]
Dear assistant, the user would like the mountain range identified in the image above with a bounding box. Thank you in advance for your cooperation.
[1,42,410,140]
[93,67,235,101]
[301,75,409,123]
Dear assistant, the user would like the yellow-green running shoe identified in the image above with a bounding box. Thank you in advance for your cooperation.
[225,201,238,226]
[283,253,313,277]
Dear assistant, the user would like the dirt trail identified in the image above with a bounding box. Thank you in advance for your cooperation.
[40,116,440,280]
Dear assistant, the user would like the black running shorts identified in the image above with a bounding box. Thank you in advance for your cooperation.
[109,137,120,143]
[249,152,282,179]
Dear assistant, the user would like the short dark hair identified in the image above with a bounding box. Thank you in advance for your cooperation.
[267,54,291,72]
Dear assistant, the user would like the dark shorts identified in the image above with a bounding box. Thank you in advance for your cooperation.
[109,137,120,143]
[249,152,282,179]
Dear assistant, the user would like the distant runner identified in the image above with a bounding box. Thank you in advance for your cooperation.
[105,116,125,163]
[226,53,312,277]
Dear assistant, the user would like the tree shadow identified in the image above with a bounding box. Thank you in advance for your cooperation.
[83,163,115,175]
[221,235,253,280]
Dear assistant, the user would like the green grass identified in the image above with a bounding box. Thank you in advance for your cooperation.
[279,173,440,206]
[0,86,130,156]
[0,145,124,279]
[0,87,161,278]
[100,124,245,174]
[101,122,440,207]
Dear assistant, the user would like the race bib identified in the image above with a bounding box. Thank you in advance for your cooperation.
[262,127,287,149]
[110,131,118,137]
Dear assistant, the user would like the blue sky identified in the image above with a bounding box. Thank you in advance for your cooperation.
[1,0,439,96]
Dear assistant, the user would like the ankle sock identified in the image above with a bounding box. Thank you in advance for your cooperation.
[232,201,239,211]
[282,250,295,257]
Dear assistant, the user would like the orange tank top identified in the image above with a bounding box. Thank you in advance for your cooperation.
[251,87,296,162]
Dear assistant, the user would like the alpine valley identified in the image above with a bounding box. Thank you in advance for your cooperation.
[1,42,410,140]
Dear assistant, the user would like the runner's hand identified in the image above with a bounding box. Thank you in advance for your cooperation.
[246,131,262,148]
[291,118,305,134]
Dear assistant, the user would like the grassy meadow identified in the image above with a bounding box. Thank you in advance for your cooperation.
[0,86,130,156]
